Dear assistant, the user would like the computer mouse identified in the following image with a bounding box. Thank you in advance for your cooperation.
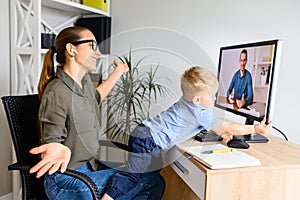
[227,137,250,149]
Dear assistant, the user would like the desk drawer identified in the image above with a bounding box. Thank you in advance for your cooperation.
[167,147,206,199]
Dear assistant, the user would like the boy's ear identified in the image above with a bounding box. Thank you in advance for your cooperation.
[192,95,202,105]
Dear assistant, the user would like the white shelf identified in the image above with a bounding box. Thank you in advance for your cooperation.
[257,61,272,65]
[42,0,109,16]
[10,0,111,94]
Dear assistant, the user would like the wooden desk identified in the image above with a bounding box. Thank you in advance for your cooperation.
[161,135,300,200]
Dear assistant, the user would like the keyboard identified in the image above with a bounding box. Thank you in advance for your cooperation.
[194,129,223,142]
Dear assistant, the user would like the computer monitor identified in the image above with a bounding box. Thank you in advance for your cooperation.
[215,39,282,143]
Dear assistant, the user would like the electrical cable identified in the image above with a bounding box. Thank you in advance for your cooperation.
[272,126,288,141]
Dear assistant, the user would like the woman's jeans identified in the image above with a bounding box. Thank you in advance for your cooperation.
[44,162,165,200]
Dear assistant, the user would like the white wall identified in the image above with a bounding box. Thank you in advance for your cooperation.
[111,0,300,144]
[0,0,13,197]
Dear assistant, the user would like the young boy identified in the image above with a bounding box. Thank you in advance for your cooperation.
[104,66,271,199]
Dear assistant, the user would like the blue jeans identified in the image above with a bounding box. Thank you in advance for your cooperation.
[107,124,165,199]
[44,162,165,200]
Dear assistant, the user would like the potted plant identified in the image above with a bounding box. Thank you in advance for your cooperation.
[260,66,268,85]
[105,50,171,143]
[41,23,56,49]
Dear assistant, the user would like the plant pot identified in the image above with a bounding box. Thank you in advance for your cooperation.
[261,75,267,85]
[41,33,56,49]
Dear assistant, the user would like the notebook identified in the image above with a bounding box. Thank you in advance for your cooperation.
[178,144,261,169]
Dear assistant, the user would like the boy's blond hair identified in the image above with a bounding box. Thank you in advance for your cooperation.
[181,66,219,101]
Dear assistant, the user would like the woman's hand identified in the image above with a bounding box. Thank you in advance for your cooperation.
[97,59,129,100]
[113,59,129,75]
[29,143,71,178]
[254,117,272,134]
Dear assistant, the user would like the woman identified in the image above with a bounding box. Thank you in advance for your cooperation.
[29,26,165,200]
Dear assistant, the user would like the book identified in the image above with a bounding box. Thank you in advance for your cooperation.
[178,144,261,169]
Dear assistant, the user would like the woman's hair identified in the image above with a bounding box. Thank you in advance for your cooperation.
[37,26,88,100]
[181,66,219,101]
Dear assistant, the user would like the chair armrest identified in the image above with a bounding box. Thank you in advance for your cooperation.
[8,163,101,200]
[99,140,129,152]
[8,162,32,171]
[62,169,101,200]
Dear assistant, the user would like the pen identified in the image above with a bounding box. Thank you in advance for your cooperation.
[202,148,232,154]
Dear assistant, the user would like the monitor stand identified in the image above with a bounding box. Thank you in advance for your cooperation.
[236,134,269,143]
[237,118,269,143]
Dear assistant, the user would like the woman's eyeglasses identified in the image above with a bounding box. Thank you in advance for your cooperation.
[71,40,98,51]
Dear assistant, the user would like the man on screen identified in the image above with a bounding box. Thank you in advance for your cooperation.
[227,49,253,108]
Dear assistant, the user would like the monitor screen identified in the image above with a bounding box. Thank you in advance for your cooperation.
[215,40,282,142]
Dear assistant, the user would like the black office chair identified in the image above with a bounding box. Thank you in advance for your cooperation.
[1,94,104,200]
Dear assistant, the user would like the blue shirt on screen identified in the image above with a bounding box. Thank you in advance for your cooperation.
[227,69,253,106]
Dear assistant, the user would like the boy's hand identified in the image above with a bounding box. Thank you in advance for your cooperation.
[254,118,272,134]
[220,133,233,141]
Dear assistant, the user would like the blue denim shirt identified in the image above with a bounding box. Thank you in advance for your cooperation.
[227,69,253,106]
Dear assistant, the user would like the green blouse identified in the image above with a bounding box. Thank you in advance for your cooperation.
[39,67,102,170]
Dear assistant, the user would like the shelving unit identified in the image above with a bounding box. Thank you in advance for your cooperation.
[10,0,110,95]
[252,45,273,103]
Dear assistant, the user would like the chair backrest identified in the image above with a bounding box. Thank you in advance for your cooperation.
[2,94,48,200]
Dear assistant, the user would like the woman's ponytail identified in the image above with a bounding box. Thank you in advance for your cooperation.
[37,48,55,100]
